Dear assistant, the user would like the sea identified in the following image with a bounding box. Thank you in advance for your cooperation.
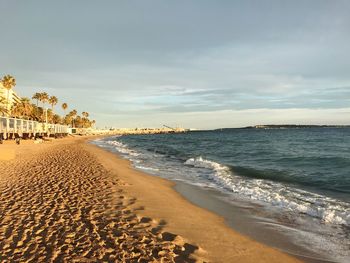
[93,128,350,262]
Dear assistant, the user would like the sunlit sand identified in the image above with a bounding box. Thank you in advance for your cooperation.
[0,137,301,262]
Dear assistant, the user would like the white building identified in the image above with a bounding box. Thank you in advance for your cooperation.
[0,82,21,115]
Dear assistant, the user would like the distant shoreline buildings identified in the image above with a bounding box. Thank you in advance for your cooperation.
[215,125,350,131]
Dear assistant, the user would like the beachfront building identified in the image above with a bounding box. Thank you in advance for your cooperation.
[0,82,21,116]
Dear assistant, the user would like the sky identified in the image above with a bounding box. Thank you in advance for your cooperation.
[0,0,349,129]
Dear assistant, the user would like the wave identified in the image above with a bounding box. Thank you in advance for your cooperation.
[94,133,350,262]
[231,165,350,196]
[105,140,140,157]
[96,138,350,227]
[134,165,160,171]
[185,157,350,226]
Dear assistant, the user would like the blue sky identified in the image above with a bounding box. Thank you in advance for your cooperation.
[0,0,349,129]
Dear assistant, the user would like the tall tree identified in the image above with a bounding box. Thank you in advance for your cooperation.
[32,92,41,106]
[81,111,90,128]
[0,97,7,116]
[39,92,49,123]
[31,106,44,122]
[40,92,49,108]
[82,111,89,118]
[70,109,77,127]
[1,75,16,115]
[11,98,33,119]
[62,102,68,115]
[52,114,61,124]
[49,96,58,111]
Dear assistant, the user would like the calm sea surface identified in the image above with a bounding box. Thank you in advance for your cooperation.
[93,128,350,262]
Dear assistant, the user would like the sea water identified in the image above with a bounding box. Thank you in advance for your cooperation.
[93,128,350,262]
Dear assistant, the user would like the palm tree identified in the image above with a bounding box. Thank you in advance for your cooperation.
[71,109,77,117]
[62,102,68,115]
[82,111,89,118]
[39,92,49,108]
[75,115,83,128]
[32,92,41,106]
[11,98,33,119]
[39,92,49,123]
[0,76,93,128]
[46,109,53,123]
[52,114,61,124]
[81,111,90,128]
[1,75,16,115]
[0,97,7,116]
[49,96,58,112]
[31,106,44,122]
[70,109,77,127]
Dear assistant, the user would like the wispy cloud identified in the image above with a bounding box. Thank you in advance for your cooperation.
[0,0,349,128]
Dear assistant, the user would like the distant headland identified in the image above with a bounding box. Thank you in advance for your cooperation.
[243,124,350,129]
[214,125,350,131]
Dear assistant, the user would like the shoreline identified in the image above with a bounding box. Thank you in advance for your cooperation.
[86,138,303,262]
[0,137,207,262]
[91,136,336,263]
[0,137,301,262]
[93,133,349,263]
[173,182,333,263]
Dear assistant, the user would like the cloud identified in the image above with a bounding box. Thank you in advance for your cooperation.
[0,0,349,128]
[94,108,350,130]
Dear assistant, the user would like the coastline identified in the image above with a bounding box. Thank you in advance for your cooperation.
[0,137,301,262]
[95,130,350,263]
[86,138,303,262]
[0,137,206,262]
[173,182,333,263]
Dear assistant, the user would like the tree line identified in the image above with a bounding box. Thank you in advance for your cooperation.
[0,74,95,128]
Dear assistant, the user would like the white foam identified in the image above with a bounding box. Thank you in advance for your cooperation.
[135,165,160,171]
[105,140,140,157]
[185,157,350,227]
[94,140,350,261]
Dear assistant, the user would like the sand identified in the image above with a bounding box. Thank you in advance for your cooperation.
[0,137,302,262]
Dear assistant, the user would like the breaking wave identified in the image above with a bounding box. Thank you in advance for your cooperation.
[185,157,350,226]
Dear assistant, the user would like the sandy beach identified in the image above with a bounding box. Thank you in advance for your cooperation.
[0,137,301,262]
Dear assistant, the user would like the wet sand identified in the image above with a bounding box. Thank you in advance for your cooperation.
[0,137,301,262]
[173,182,332,263]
